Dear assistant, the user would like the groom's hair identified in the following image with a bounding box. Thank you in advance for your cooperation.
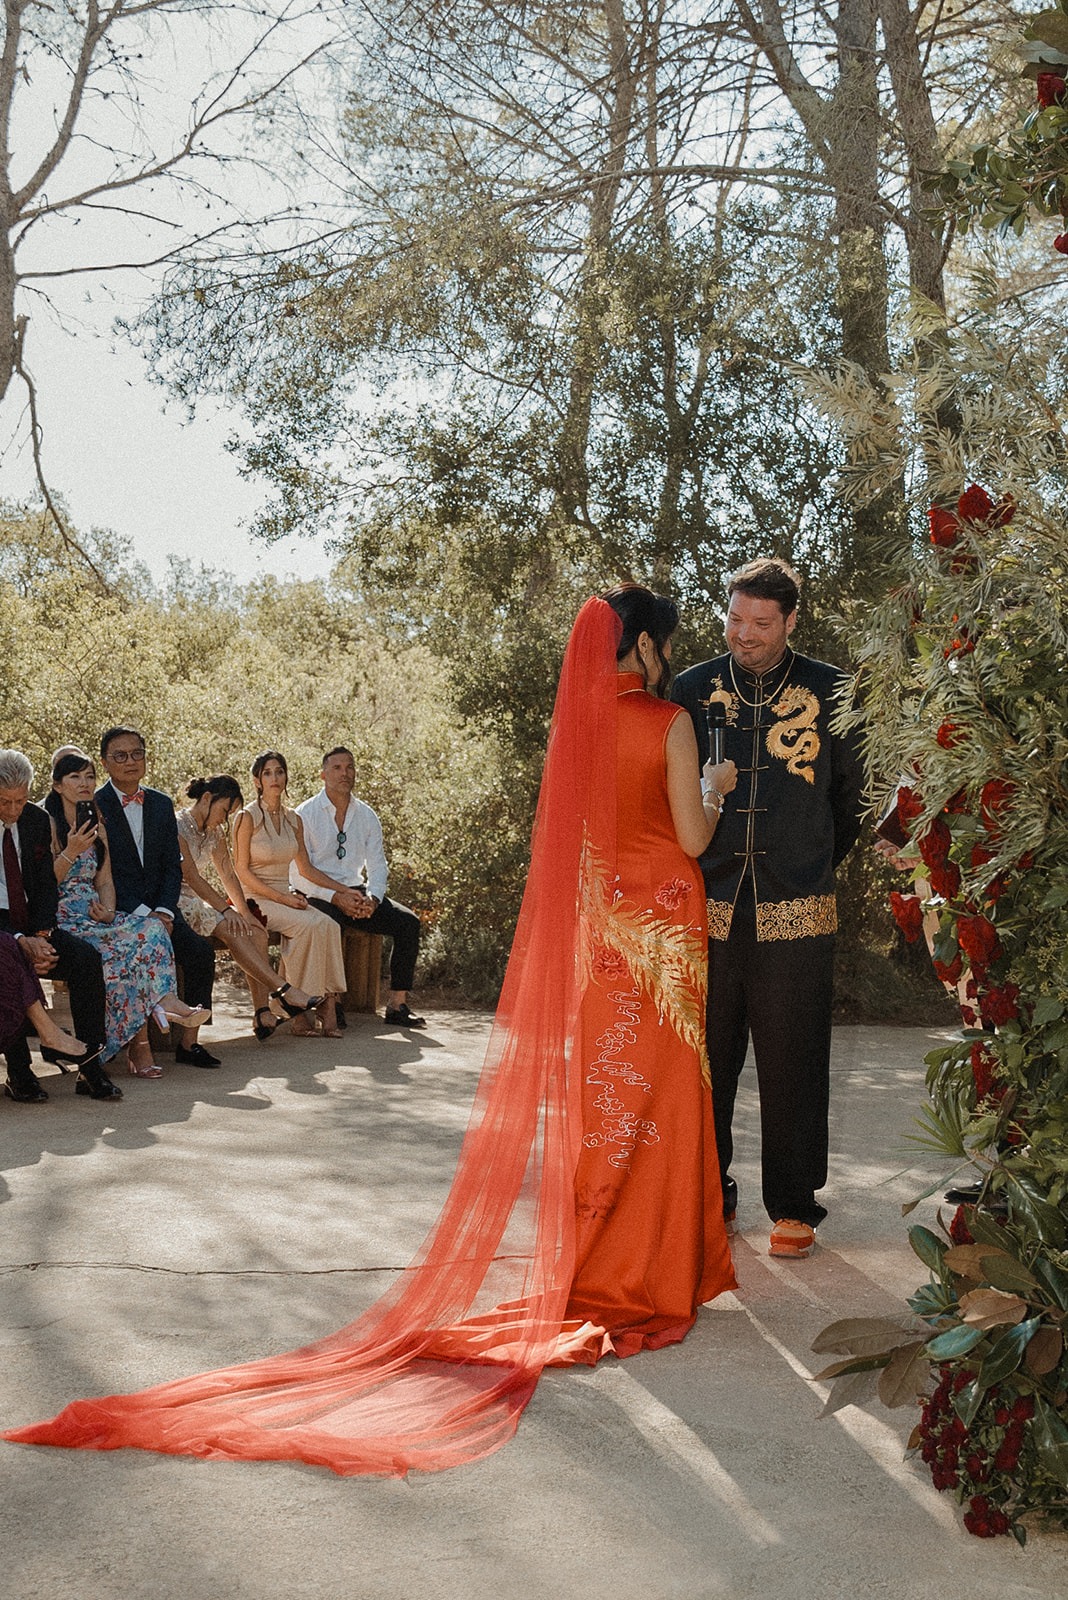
[100,725,145,758]
[727,558,801,618]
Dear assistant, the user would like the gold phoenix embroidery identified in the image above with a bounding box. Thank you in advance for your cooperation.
[700,677,740,726]
[707,894,838,942]
[767,685,821,783]
[581,849,709,1085]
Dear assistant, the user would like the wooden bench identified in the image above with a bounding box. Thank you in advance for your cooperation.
[340,929,382,1014]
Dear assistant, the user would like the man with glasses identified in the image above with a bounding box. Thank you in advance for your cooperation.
[95,726,220,1066]
[292,746,425,1028]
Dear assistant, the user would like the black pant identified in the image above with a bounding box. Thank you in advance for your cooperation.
[170,911,216,1010]
[706,894,834,1227]
[310,897,420,992]
[0,915,107,1087]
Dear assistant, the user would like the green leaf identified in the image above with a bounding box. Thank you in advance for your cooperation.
[909,1225,948,1273]
[1031,996,1064,1025]
[1034,1256,1068,1311]
[1032,1396,1068,1488]
[981,1253,1043,1294]
[953,1377,985,1427]
[1025,12,1068,56]
[926,1323,987,1358]
[819,1367,881,1417]
[1004,1173,1068,1247]
[976,1317,1041,1388]
[878,1341,929,1408]
[811,1316,916,1356]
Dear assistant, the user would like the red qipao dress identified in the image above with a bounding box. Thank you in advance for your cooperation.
[3,599,733,1476]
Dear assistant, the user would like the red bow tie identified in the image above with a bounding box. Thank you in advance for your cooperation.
[122,789,145,807]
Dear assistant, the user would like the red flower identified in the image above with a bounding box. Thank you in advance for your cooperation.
[1055,234,1068,255]
[1038,71,1067,107]
[918,816,951,870]
[928,857,962,899]
[1016,850,1035,872]
[950,1205,975,1245]
[897,785,924,824]
[936,720,963,749]
[957,484,994,522]
[984,872,1010,905]
[929,505,960,547]
[957,913,1001,968]
[944,788,968,815]
[970,1041,996,1098]
[980,778,1015,836]
[933,951,963,985]
[1011,1396,1035,1422]
[979,982,1020,1027]
[593,945,629,982]
[654,876,693,912]
[889,891,924,943]
[970,843,994,870]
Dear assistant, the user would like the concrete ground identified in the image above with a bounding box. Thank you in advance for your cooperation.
[1,989,1065,1600]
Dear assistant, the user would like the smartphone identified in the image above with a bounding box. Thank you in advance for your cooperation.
[75,800,97,831]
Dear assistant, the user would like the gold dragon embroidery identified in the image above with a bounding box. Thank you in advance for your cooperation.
[699,677,739,726]
[580,847,709,1085]
[767,685,821,783]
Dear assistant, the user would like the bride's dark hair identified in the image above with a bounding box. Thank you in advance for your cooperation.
[602,584,679,698]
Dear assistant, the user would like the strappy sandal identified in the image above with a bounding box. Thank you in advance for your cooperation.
[254,1007,282,1042]
[127,1042,163,1079]
[270,984,324,1018]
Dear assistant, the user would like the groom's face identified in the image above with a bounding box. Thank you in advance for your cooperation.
[102,736,147,794]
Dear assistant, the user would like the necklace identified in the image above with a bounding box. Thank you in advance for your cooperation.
[728,649,794,708]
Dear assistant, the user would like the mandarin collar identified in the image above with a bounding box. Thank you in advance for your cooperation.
[616,671,647,695]
[730,647,794,692]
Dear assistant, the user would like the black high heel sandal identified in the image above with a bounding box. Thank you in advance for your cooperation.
[40,1042,100,1074]
[254,1007,282,1042]
[270,984,325,1018]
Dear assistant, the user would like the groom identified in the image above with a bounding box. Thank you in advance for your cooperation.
[95,726,219,1066]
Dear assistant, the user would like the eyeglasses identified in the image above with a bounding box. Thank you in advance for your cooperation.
[109,749,146,762]
[336,829,346,860]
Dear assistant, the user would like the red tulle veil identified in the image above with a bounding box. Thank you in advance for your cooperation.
[3,597,624,1475]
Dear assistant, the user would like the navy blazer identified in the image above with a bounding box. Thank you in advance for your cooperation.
[94,782,183,917]
[13,802,60,933]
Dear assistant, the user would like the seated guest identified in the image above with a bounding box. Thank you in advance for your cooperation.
[95,726,220,1068]
[0,930,91,1068]
[177,775,321,1041]
[292,746,425,1028]
[233,752,346,1038]
[47,753,209,1078]
[0,748,120,1102]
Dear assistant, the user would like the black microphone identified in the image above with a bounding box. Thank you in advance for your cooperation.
[706,700,727,767]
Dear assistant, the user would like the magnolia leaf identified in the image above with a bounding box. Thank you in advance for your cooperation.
[878,1341,929,1408]
[981,1253,1042,1295]
[1025,11,1068,55]
[811,1353,890,1381]
[926,1323,987,1359]
[959,1287,1029,1329]
[909,1225,948,1273]
[1032,1396,1068,1488]
[943,1243,1002,1279]
[1034,1257,1068,1312]
[1025,1325,1063,1377]
[906,1422,923,1452]
[1004,1174,1068,1248]
[819,1367,881,1417]
[811,1316,915,1356]
[965,1209,1013,1252]
[977,1318,1041,1389]
[953,1377,986,1427]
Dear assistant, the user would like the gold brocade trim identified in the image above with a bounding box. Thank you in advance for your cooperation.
[581,846,710,1085]
[756,895,837,941]
[706,894,838,941]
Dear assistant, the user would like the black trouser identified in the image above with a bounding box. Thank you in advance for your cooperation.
[310,897,420,993]
[0,914,107,1087]
[169,911,216,1011]
[706,894,835,1227]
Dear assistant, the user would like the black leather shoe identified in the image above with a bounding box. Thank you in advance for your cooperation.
[175,1043,221,1068]
[384,1004,426,1028]
[75,1071,123,1100]
[4,1080,49,1104]
[722,1174,738,1222]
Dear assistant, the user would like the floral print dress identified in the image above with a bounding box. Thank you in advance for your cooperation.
[56,850,178,1063]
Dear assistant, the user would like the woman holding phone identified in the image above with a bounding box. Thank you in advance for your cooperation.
[45,753,209,1076]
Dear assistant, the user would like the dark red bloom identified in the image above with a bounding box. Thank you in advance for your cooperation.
[957,485,994,522]
[984,872,1010,905]
[897,785,924,824]
[950,1205,975,1245]
[959,1004,978,1025]
[970,1041,996,1098]
[979,982,1020,1027]
[944,788,969,815]
[929,505,960,547]
[933,951,964,985]
[957,914,1001,969]
[928,857,962,899]
[971,843,994,870]
[1038,71,1067,107]
[918,816,951,870]
[1011,1396,1035,1422]
[980,779,1015,837]
[1055,234,1068,255]
[937,720,963,749]
[889,890,924,943]
[1016,850,1035,872]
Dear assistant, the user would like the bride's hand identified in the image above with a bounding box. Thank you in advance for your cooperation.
[703,759,738,796]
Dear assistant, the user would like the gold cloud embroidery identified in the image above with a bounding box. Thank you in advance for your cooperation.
[767,685,820,783]
[700,677,739,726]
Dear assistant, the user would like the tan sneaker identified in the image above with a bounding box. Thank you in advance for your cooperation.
[769,1219,816,1258]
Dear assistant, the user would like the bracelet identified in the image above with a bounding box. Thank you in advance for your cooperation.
[58,850,71,864]
[701,785,723,809]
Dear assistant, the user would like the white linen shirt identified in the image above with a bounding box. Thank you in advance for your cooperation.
[291,789,389,904]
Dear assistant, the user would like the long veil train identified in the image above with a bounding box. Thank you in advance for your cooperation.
[3,598,625,1475]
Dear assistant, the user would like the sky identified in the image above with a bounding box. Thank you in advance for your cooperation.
[1,4,342,589]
